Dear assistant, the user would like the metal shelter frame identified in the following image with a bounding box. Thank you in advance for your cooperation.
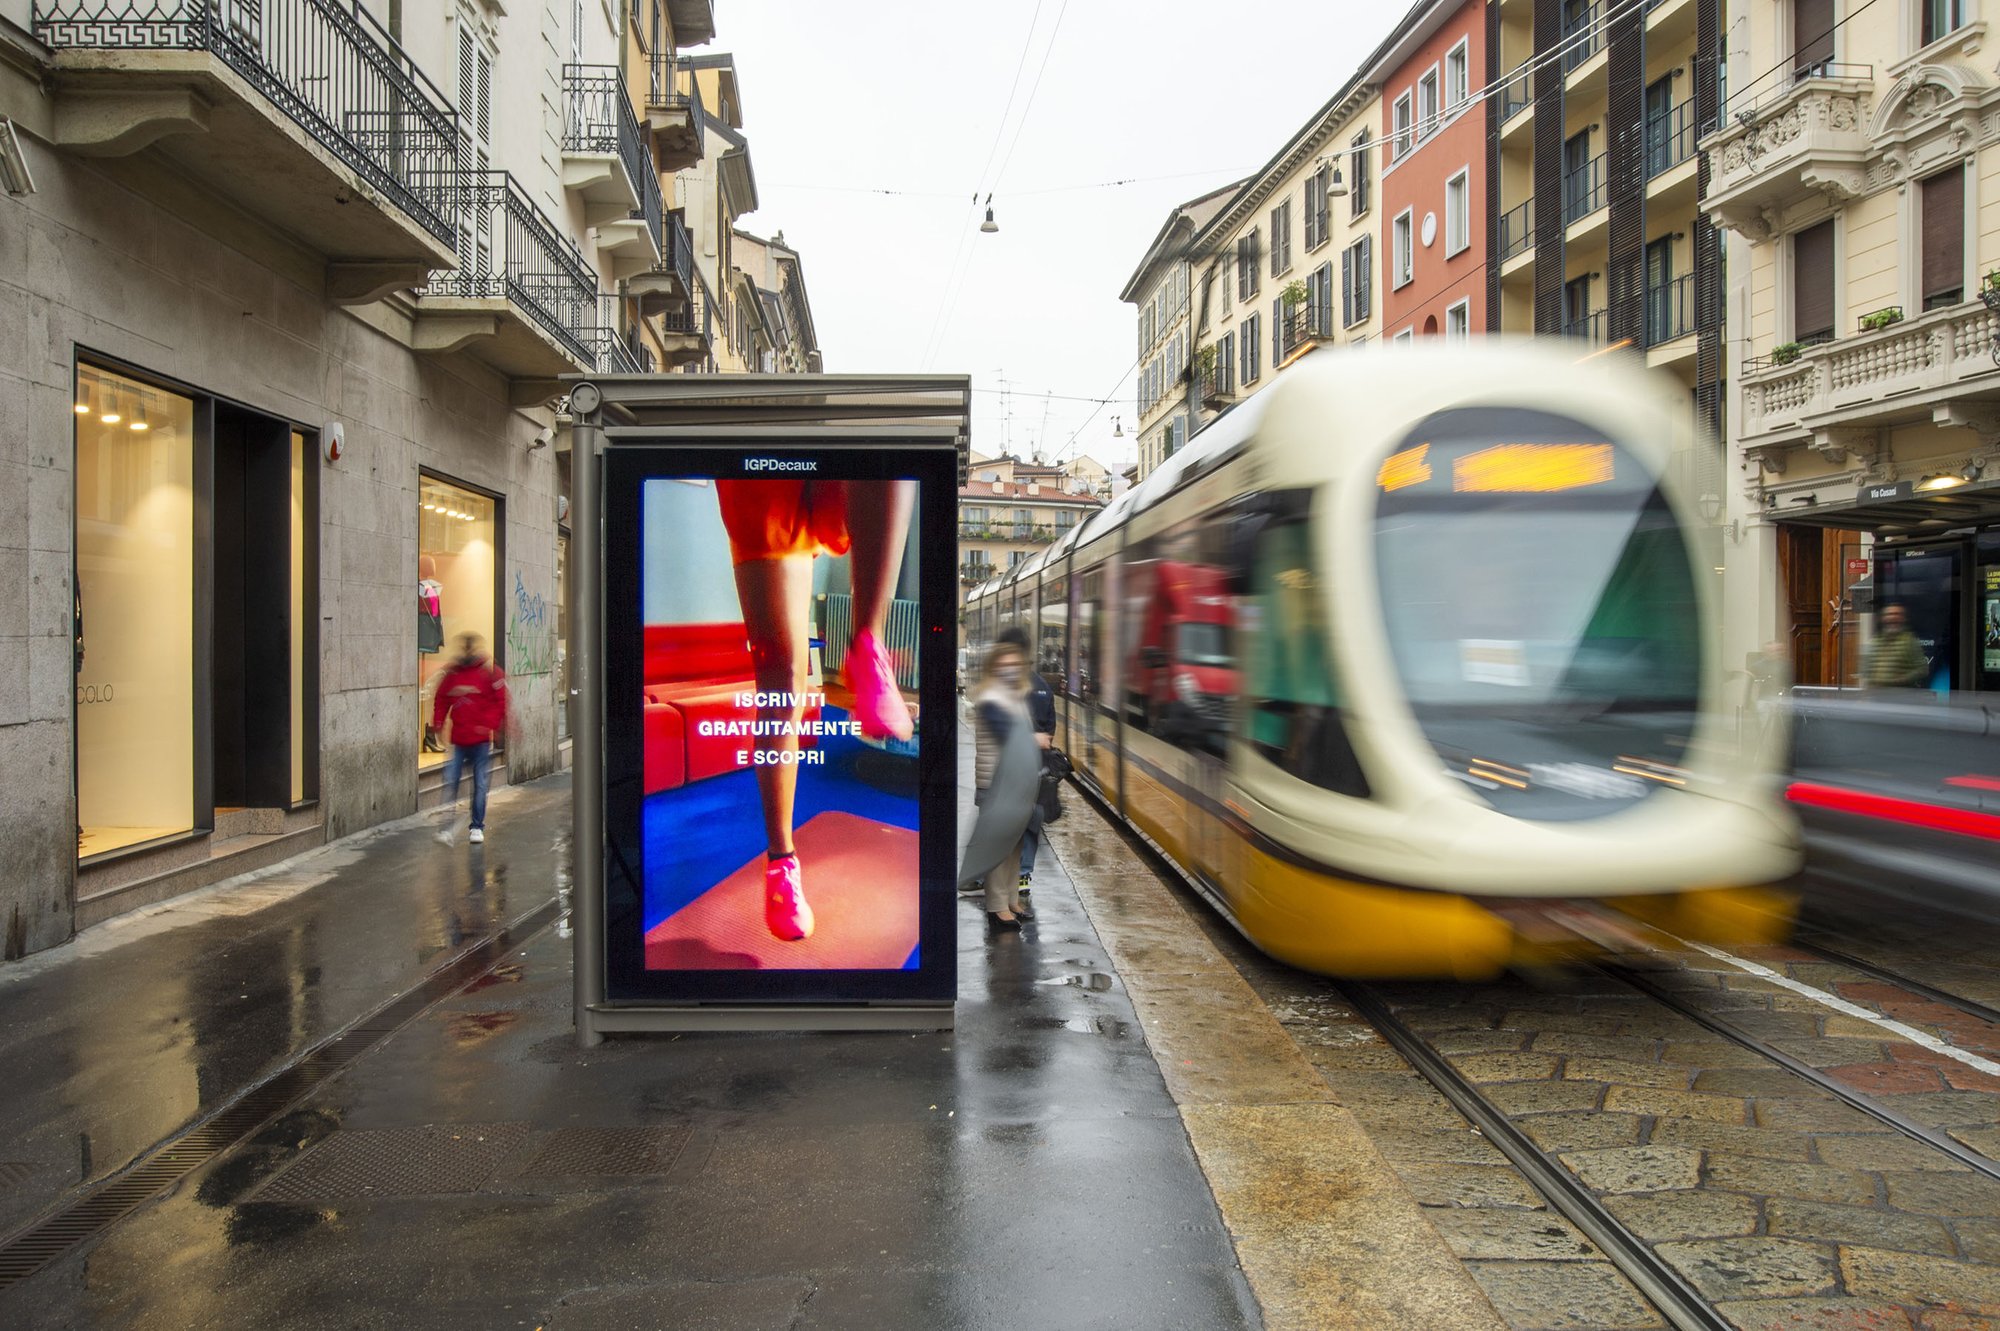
[566,374,972,1045]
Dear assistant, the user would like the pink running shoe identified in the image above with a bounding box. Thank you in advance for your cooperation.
[764,854,814,941]
[843,628,914,742]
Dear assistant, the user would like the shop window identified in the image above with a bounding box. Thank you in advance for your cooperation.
[419,476,501,769]
[74,365,198,856]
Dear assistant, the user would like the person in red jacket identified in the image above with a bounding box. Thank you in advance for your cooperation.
[432,634,508,846]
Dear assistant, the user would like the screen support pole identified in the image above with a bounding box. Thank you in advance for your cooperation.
[571,385,606,1047]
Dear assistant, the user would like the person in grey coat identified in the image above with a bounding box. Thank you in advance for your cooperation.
[958,641,1039,929]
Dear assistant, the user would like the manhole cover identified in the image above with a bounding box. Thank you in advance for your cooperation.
[255,1124,530,1201]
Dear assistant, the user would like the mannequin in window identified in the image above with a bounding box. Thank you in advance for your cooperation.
[714,478,915,941]
[420,555,445,751]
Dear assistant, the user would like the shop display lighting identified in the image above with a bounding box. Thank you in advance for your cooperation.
[128,392,149,432]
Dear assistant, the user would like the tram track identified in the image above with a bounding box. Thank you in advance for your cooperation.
[1341,982,1736,1331]
[1064,770,2000,1329]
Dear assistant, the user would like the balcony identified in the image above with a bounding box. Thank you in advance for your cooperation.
[594,143,665,281]
[1562,153,1607,231]
[1738,299,2000,448]
[1644,273,1699,348]
[561,63,647,225]
[1199,356,1236,409]
[1279,302,1333,366]
[1699,65,1872,241]
[1645,101,1697,180]
[1499,196,1535,266]
[33,0,460,299]
[1562,308,1608,345]
[413,171,598,400]
[1499,66,1534,127]
[958,522,1061,544]
[1561,2,1605,78]
[645,54,707,173]
[626,209,695,318]
[959,563,994,588]
[654,261,715,367]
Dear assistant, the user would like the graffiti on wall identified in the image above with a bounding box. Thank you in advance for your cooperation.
[507,570,554,686]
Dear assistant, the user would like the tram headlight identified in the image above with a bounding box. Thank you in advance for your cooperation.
[1174,672,1198,705]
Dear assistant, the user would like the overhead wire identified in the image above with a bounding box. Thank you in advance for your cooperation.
[926,0,1073,369]
[916,1,1046,370]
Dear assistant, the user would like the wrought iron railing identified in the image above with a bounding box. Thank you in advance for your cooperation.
[1562,308,1608,344]
[420,170,596,365]
[33,0,460,245]
[1644,100,1696,178]
[562,63,649,206]
[1280,301,1333,361]
[1199,356,1235,403]
[588,295,653,374]
[1562,152,1607,224]
[662,209,695,291]
[1500,66,1534,120]
[1499,196,1535,262]
[647,52,707,129]
[632,143,664,255]
[1644,273,1697,345]
[660,259,715,343]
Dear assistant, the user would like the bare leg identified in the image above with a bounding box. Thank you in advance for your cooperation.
[842,480,915,636]
[732,555,813,858]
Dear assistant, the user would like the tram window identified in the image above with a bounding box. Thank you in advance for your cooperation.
[1124,521,1238,756]
[1078,567,1103,708]
[1245,520,1369,796]
[1043,573,1070,690]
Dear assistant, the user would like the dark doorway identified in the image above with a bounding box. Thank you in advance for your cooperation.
[210,403,295,811]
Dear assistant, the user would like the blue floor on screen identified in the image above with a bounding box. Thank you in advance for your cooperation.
[642,706,920,956]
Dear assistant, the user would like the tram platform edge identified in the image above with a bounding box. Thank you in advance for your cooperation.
[1041,799,1511,1331]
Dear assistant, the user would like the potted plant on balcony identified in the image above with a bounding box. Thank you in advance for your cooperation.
[1280,279,1311,309]
[1196,344,1218,378]
[1981,270,2000,312]
[1769,342,1805,366]
[1857,306,1904,333]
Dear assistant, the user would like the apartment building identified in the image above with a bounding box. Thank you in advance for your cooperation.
[957,458,1105,643]
[0,0,730,955]
[1705,0,2000,690]
[731,229,823,373]
[1120,182,1238,481]
[1384,0,1485,340]
[1490,0,1719,412]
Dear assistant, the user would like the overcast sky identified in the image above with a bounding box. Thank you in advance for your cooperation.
[715,1,1406,473]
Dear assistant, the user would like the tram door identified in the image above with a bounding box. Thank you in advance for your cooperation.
[1977,532,2000,693]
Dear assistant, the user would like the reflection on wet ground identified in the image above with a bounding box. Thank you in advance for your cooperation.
[0,777,570,1238]
[0,736,1260,1330]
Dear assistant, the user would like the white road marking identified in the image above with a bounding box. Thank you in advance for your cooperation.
[1675,936,2000,1079]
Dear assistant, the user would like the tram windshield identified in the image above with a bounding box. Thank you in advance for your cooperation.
[1374,410,1700,820]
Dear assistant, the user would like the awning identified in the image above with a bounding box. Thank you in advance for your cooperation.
[1769,477,2000,534]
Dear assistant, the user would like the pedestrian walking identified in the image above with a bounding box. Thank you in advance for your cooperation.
[432,633,508,845]
[996,625,1054,912]
[1861,603,1929,691]
[959,641,1038,930]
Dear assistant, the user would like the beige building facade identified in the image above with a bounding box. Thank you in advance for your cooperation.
[1707,0,2000,690]
[957,459,1104,644]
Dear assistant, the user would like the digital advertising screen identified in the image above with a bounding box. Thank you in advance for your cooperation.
[600,444,958,1007]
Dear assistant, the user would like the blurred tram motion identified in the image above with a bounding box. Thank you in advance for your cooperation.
[963,341,1801,979]
[1787,692,2000,918]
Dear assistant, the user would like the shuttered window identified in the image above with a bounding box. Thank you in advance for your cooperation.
[1271,201,1292,276]
[1792,219,1835,343]
[1793,0,1834,76]
[1921,167,1965,310]
[1350,132,1372,217]
[1305,170,1328,250]
[1237,231,1261,300]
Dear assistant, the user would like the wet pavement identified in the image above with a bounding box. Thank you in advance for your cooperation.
[0,730,1260,1330]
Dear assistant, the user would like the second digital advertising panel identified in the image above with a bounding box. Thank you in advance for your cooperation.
[600,444,958,1009]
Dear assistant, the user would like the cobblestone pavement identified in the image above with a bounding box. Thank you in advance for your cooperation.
[1112,836,2000,1331]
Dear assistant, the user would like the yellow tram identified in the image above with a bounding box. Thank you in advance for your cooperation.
[964,342,1799,979]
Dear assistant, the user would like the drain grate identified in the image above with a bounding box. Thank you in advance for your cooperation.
[519,1125,691,1178]
[0,896,561,1289]
[255,1124,532,1201]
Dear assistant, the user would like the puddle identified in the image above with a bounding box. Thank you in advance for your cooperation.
[1032,971,1116,992]
[445,1011,519,1044]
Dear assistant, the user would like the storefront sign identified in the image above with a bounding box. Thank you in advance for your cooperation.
[1860,481,1914,503]
[1846,558,1870,577]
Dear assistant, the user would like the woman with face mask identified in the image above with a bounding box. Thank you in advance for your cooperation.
[959,641,1038,929]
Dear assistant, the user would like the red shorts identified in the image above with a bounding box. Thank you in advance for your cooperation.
[715,480,852,564]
